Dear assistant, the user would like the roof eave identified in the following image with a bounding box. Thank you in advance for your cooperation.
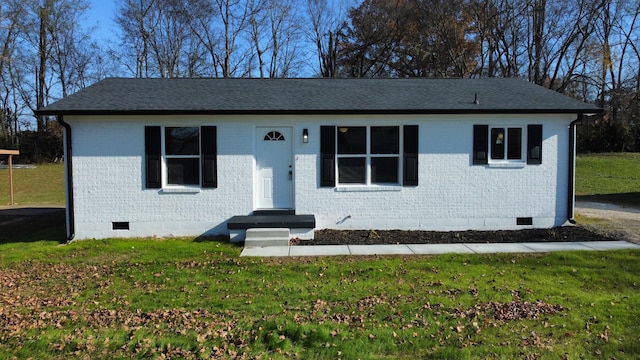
[35,108,603,117]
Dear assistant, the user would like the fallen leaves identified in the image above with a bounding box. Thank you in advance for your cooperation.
[4,249,630,360]
[452,300,564,321]
[0,263,99,309]
[488,300,564,321]
[598,327,610,342]
[356,295,387,311]
[2,306,248,359]
[0,261,254,359]
[1,306,239,339]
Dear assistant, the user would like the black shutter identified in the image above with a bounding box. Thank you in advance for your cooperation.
[527,124,543,164]
[320,126,336,187]
[473,125,489,165]
[145,126,162,189]
[403,125,419,186]
[201,126,217,188]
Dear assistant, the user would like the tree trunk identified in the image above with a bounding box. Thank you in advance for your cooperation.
[37,2,48,134]
[531,0,546,85]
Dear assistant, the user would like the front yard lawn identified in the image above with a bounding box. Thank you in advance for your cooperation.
[1,238,638,359]
[2,157,640,358]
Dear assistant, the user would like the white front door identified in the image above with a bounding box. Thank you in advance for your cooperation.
[256,127,293,209]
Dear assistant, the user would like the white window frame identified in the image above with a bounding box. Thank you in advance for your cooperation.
[488,125,526,166]
[336,126,402,186]
[162,126,201,188]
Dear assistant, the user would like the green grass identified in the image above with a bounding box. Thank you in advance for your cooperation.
[0,238,638,359]
[0,163,65,205]
[576,153,640,207]
[1,156,639,358]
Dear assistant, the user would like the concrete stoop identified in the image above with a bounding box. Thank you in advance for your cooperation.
[244,228,290,247]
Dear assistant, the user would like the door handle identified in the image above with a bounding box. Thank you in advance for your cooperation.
[288,171,292,180]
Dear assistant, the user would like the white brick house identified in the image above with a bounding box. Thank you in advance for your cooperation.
[36,78,601,241]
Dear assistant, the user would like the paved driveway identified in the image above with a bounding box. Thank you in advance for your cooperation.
[576,201,640,244]
[0,206,65,227]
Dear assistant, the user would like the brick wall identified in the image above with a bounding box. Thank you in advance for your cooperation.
[66,113,574,239]
[295,114,571,231]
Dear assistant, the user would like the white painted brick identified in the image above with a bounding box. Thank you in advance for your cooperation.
[418,219,439,228]
[66,113,574,239]
[467,218,485,228]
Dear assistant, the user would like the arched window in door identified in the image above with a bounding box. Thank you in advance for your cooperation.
[264,131,285,141]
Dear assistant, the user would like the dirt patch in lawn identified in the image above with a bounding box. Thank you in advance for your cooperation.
[303,226,619,246]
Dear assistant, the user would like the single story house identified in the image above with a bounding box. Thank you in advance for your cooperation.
[36,78,601,242]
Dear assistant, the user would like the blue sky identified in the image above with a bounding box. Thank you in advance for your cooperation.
[79,0,356,77]
[85,0,117,42]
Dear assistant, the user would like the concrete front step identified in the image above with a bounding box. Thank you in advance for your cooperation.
[244,228,290,247]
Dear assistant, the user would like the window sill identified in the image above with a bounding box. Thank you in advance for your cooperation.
[487,161,526,168]
[335,185,402,192]
[160,187,201,194]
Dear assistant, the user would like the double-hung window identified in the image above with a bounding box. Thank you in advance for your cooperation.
[145,125,217,189]
[321,125,418,187]
[337,126,400,185]
[165,127,200,185]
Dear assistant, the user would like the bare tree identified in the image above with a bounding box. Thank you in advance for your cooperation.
[593,0,640,150]
[523,0,605,91]
[265,0,302,77]
[115,0,155,77]
[46,0,94,97]
[184,0,221,77]
[214,0,251,77]
[15,0,94,130]
[470,0,528,78]
[0,0,100,160]
[247,0,267,77]
[305,0,348,77]
[150,0,196,77]
[0,0,25,146]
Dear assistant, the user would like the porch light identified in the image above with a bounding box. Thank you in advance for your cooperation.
[302,128,309,143]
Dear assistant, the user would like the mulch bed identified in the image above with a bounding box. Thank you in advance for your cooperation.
[299,226,619,246]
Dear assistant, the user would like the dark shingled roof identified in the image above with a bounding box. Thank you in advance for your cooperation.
[36,77,602,116]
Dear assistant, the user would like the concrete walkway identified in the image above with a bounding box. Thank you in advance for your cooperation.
[241,240,640,257]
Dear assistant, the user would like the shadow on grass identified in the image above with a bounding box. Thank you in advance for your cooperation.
[577,192,640,208]
[0,208,66,244]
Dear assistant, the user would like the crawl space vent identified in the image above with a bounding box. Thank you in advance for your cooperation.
[516,217,533,226]
[112,222,130,230]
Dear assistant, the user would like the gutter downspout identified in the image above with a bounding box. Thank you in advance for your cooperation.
[58,115,75,241]
[567,114,582,225]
